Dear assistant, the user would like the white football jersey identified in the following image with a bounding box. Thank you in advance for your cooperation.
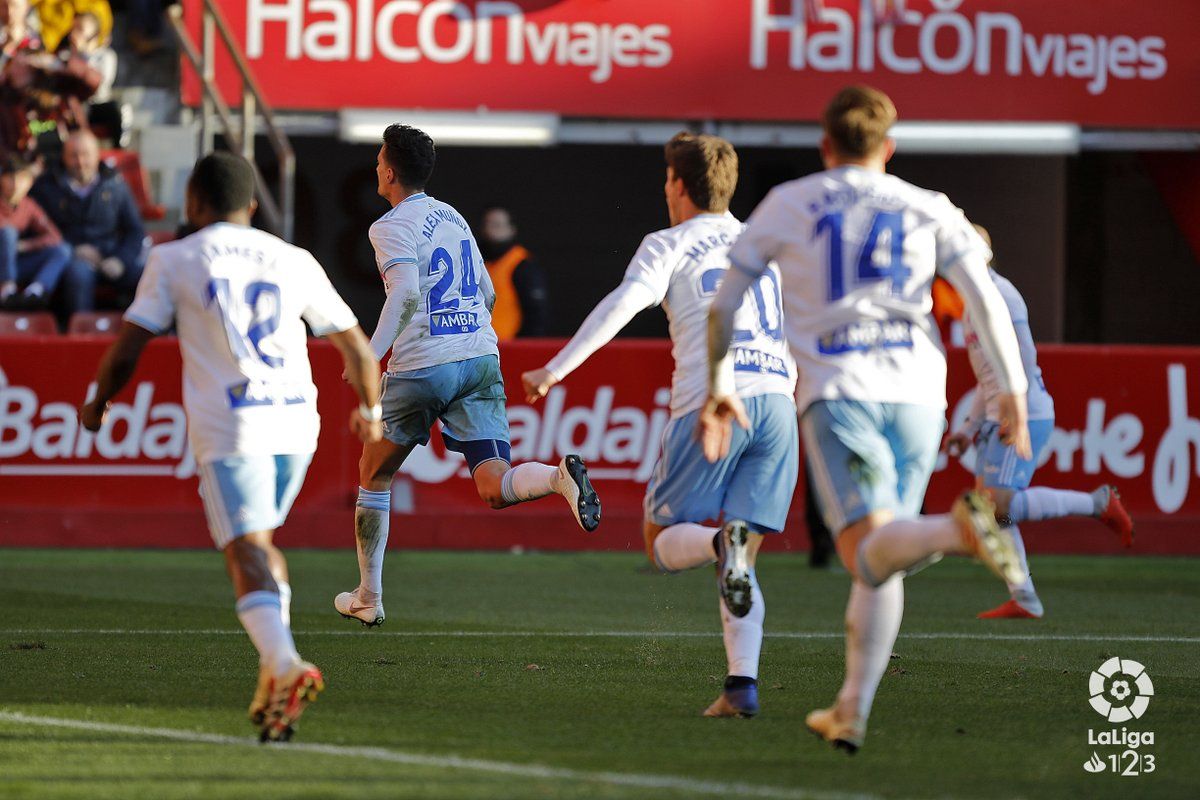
[964,271,1054,422]
[624,212,796,418]
[124,222,358,464]
[369,192,498,373]
[729,166,992,413]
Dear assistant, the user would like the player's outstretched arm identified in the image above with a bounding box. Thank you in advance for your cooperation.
[79,321,156,431]
[327,326,384,444]
[522,280,657,403]
[699,267,753,462]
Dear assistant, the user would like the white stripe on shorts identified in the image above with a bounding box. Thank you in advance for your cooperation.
[199,464,233,550]
[800,413,847,534]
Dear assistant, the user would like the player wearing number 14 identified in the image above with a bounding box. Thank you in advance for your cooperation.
[335,125,601,627]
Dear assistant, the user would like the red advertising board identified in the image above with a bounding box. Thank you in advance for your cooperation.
[2,337,1198,555]
[181,0,1200,128]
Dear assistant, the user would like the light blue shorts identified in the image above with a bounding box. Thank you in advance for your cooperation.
[381,354,511,471]
[197,453,312,550]
[976,417,1054,490]
[801,400,945,535]
[645,393,799,533]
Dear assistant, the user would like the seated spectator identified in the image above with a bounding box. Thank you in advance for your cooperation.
[479,206,549,339]
[31,128,144,314]
[0,155,71,309]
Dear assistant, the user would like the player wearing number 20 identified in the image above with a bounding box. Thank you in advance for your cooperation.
[79,153,386,742]
[704,86,1034,752]
[522,133,798,719]
[334,125,601,628]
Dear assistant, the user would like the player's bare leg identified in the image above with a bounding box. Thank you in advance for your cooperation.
[473,456,601,532]
[226,531,323,742]
[704,523,766,718]
[336,438,414,627]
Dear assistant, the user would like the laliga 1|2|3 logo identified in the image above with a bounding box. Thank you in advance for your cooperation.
[1083,657,1156,777]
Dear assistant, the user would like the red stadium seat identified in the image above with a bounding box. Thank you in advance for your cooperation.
[148,230,176,246]
[101,150,167,221]
[68,312,124,335]
[0,311,58,336]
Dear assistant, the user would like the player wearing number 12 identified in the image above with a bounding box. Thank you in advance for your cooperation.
[79,153,386,742]
[703,86,1035,752]
[335,125,601,627]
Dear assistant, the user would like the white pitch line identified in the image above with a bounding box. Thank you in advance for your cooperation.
[1,629,1198,643]
[0,711,875,800]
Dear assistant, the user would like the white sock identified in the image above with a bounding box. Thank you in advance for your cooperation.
[355,488,390,601]
[24,282,44,297]
[277,581,292,628]
[652,523,717,572]
[1004,525,1036,597]
[837,576,904,723]
[857,515,962,586]
[236,591,301,678]
[720,571,764,679]
[1003,525,1042,614]
[499,463,558,504]
[1009,487,1096,522]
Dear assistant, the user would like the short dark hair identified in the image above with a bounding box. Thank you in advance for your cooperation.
[0,154,33,177]
[188,152,256,214]
[664,132,738,213]
[383,124,435,190]
[823,85,897,159]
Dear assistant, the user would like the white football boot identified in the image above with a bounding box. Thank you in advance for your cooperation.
[334,590,385,627]
[553,454,601,532]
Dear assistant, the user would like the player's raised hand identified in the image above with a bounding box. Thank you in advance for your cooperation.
[943,431,972,458]
[996,392,1032,460]
[697,393,750,463]
[79,400,108,433]
[522,367,558,404]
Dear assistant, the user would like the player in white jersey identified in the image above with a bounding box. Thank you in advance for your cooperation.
[522,134,798,717]
[703,86,1034,752]
[334,124,601,627]
[944,226,1133,620]
[79,153,383,741]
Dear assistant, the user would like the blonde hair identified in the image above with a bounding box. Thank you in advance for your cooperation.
[823,85,897,159]
[664,132,738,213]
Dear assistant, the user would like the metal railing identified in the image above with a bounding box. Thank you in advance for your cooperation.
[167,2,295,241]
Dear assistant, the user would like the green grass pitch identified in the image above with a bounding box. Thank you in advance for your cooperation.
[0,549,1196,799]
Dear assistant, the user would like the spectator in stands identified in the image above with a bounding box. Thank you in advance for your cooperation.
[0,0,44,156]
[31,128,145,314]
[0,155,71,309]
[31,0,113,53]
[59,12,114,102]
[479,206,549,339]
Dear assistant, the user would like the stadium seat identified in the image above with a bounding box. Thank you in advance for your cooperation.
[68,312,125,335]
[148,230,176,246]
[0,312,58,336]
[101,149,167,221]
